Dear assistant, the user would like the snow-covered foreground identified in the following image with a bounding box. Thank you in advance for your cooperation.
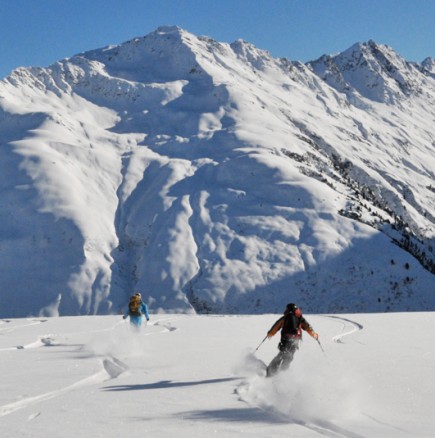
[0,313,434,437]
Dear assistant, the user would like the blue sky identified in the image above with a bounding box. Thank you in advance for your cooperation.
[0,0,434,79]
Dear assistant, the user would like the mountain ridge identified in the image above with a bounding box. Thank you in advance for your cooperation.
[1,26,434,317]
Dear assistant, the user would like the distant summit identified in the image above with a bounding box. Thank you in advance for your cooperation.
[1,27,434,317]
[421,56,435,75]
[308,40,429,103]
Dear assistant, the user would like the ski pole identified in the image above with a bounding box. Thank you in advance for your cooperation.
[255,335,268,352]
[316,338,326,355]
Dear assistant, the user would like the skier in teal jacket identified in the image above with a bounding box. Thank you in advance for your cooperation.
[123,293,150,328]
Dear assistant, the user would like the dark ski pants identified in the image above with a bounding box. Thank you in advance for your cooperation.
[266,339,299,377]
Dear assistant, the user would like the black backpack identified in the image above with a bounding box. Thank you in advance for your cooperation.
[282,314,300,336]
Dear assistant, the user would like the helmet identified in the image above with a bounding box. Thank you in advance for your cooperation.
[285,303,302,317]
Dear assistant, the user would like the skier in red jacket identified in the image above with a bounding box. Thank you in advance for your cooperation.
[266,303,318,377]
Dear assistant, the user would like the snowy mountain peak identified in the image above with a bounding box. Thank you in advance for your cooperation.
[0,27,434,318]
[69,25,205,84]
[230,39,275,70]
[155,24,184,34]
[308,40,424,103]
[421,56,435,75]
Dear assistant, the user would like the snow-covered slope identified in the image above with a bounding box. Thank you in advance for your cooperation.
[1,313,435,437]
[0,26,434,317]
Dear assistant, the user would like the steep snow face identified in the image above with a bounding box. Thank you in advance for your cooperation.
[0,27,434,318]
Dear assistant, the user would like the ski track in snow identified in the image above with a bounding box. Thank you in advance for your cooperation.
[0,318,47,334]
[0,335,76,351]
[0,363,110,418]
[0,319,51,351]
[235,380,365,438]
[0,316,179,351]
[293,419,366,438]
[0,318,179,418]
[324,315,364,344]
[149,318,180,334]
[0,318,117,352]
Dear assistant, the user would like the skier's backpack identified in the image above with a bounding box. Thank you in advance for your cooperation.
[128,295,141,316]
[282,314,302,337]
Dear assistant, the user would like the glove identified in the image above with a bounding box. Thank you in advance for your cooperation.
[312,332,319,340]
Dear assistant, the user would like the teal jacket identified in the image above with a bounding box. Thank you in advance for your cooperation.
[124,301,150,321]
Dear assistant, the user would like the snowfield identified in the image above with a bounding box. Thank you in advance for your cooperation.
[1,312,434,437]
